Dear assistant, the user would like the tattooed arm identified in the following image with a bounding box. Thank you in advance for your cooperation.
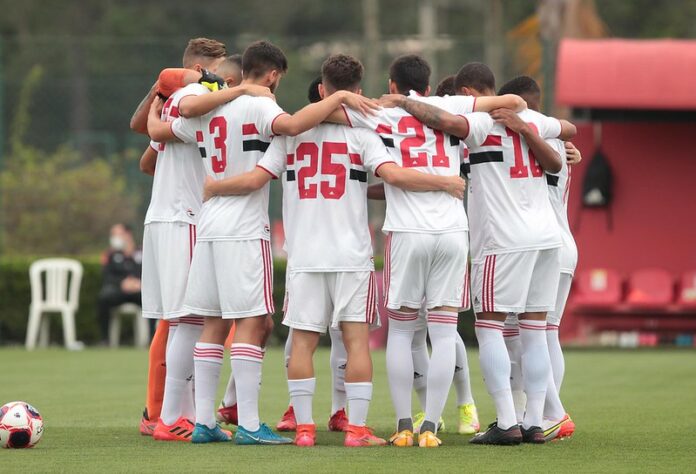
[378,95,470,138]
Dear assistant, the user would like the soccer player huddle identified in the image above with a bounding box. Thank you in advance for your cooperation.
[130,36,579,448]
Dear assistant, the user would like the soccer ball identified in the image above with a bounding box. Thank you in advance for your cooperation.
[0,401,44,448]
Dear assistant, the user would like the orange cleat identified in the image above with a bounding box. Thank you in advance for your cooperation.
[153,417,194,442]
[295,424,317,447]
[328,408,349,432]
[216,403,238,426]
[344,425,387,447]
[276,405,297,432]
[140,409,156,436]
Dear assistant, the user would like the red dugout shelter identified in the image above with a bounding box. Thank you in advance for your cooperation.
[555,39,696,345]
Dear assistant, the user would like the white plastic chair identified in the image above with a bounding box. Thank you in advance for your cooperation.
[26,258,84,351]
[109,303,150,348]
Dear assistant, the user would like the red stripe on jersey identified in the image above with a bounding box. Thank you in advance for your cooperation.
[349,153,363,166]
[376,124,392,134]
[195,130,203,143]
[527,122,539,135]
[482,135,502,147]
[341,104,353,127]
[169,105,180,118]
[270,112,290,136]
[286,153,295,166]
[242,123,260,135]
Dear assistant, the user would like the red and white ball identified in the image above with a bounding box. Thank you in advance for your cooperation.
[0,401,44,448]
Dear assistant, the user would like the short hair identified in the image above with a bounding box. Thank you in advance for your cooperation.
[435,75,456,97]
[226,54,242,69]
[389,54,431,95]
[498,75,540,97]
[454,62,495,93]
[242,41,288,79]
[182,38,227,68]
[321,54,363,92]
[307,76,322,103]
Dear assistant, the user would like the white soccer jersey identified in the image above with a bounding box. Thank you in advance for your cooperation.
[171,95,287,241]
[466,108,564,262]
[258,124,395,272]
[546,139,578,274]
[144,83,209,225]
[345,98,490,234]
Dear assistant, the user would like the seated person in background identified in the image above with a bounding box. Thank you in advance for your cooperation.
[97,223,143,344]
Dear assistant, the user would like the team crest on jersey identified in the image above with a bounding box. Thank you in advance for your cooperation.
[187,208,196,218]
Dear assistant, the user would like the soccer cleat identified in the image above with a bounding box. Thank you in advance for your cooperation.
[216,402,238,426]
[458,403,480,434]
[328,408,349,432]
[469,421,522,446]
[543,414,575,441]
[388,429,414,447]
[235,423,293,445]
[418,430,442,448]
[294,424,317,447]
[521,425,545,444]
[276,405,297,432]
[139,409,156,436]
[344,425,387,447]
[153,417,194,442]
[413,412,445,433]
[192,423,233,443]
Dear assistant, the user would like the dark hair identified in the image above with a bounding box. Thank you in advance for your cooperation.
[388,54,431,95]
[454,62,495,93]
[321,54,363,92]
[435,75,456,97]
[307,76,322,103]
[226,54,242,69]
[182,38,227,68]
[498,75,540,97]
[242,40,288,78]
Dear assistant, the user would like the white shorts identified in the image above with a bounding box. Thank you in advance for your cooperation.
[283,271,378,333]
[141,222,197,320]
[384,231,469,311]
[547,272,573,327]
[183,239,274,319]
[472,248,560,314]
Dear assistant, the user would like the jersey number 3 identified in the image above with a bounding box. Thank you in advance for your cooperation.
[209,116,227,173]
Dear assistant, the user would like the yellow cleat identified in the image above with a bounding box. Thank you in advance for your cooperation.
[389,429,414,447]
[458,403,480,435]
[418,430,442,448]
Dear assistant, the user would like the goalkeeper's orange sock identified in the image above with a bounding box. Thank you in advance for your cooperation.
[146,320,170,421]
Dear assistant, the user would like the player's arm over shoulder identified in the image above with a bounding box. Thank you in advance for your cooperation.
[473,94,527,113]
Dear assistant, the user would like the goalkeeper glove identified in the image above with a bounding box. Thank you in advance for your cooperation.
[199,69,226,92]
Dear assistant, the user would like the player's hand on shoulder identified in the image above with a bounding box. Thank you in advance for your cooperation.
[150,96,164,117]
[444,175,466,200]
[243,84,275,101]
[489,108,528,134]
[341,91,380,116]
[377,94,406,109]
[565,141,582,165]
[203,176,216,202]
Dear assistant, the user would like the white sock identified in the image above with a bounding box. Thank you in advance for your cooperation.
[166,322,177,355]
[288,378,316,425]
[504,318,525,423]
[230,343,265,432]
[284,328,293,406]
[475,319,517,430]
[453,332,474,405]
[423,312,458,430]
[193,342,223,429]
[181,380,196,421]
[543,370,566,421]
[519,319,551,429]
[221,372,236,408]
[159,320,203,425]
[546,324,564,392]
[386,311,416,424]
[345,382,372,427]
[329,328,347,414]
[411,327,429,411]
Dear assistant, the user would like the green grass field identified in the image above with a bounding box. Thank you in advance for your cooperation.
[1,347,694,473]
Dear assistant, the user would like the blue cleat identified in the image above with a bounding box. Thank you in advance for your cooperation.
[235,423,293,445]
[191,423,233,443]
